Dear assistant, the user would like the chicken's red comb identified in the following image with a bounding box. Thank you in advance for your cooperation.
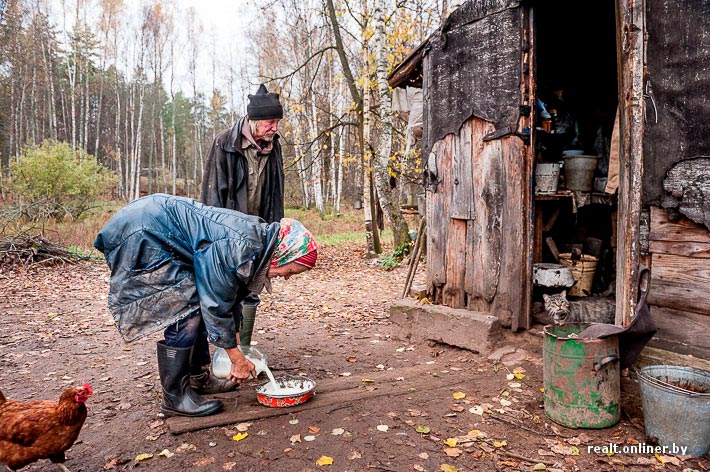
[80,383,93,394]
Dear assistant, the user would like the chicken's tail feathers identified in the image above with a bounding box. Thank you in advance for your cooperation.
[0,389,5,403]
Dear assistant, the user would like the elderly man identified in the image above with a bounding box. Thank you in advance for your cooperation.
[198,84,285,395]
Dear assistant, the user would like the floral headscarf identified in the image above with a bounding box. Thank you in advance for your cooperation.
[270,218,318,268]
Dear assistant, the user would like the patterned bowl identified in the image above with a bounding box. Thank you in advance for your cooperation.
[255,375,317,408]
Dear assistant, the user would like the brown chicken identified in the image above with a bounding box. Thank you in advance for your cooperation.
[0,384,92,472]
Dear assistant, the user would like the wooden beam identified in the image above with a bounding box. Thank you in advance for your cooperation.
[651,253,710,288]
[647,280,710,316]
[166,363,469,435]
[614,0,645,327]
[649,240,710,258]
[649,206,710,243]
[647,306,710,359]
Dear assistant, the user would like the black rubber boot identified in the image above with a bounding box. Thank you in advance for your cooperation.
[157,341,223,417]
[190,367,239,395]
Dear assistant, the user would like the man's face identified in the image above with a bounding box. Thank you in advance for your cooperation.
[252,119,280,142]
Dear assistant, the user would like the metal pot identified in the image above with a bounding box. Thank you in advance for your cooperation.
[533,263,576,288]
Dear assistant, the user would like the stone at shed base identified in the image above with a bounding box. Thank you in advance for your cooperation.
[390,299,500,355]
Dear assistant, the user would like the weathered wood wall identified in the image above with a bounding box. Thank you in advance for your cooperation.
[426,117,528,328]
[647,206,710,359]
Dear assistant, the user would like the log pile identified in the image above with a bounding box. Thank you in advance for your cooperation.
[0,236,92,267]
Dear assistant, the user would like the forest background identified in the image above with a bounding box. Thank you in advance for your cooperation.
[0,0,460,257]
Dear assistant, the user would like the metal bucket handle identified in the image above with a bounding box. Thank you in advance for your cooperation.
[593,355,619,372]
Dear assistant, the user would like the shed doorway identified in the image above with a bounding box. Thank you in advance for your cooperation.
[531,0,620,325]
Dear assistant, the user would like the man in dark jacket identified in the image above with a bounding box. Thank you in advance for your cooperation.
[198,84,285,394]
[94,194,318,417]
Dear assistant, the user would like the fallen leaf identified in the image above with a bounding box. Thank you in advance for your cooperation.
[236,422,252,432]
[304,435,316,442]
[418,452,429,460]
[175,443,197,453]
[157,449,174,458]
[194,457,215,466]
[223,462,237,471]
[332,428,345,436]
[348,451,362,460]
[361,378,375,383]
[232,433,248,441]
[551,443,579,456]
[469,405,484,415]
[538,449,555,456]
[513,367,527,374]
[135,453,153,461]
[493,440,507,448]
[439,465,458,472]
[414,466,426,472]
[450,405,464,412]
[376,425,389,432]
[103,459,117,469]
[316,456,334,466]
[341,372,352,377]
[659,456,681,466]
[346,356,357,362]
[415,425,431,434]
[308,426,321,433]
[289,419,299,425]
[290,434,301,443]
[284,448,292,453]
[514,373,526,380]
[533,464,547,471]
[444,438,458,447]
[375,364,385,370]
[506,373,515,380]
[499,399,512,407]
[444,447,462,457]
[452,391,466,400]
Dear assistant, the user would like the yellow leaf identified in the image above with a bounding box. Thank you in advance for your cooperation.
[493,440,507,448]
[570,446,580,456]
[232,432,248,441]
[444,438,458,447]
[654,452,664,464]
[514,373,526,380]
[361,378,375,383]
[452,391,466,400]
[316,455,334,466]
[135,453,154,461]
[415,425,431,434]
[439,465,458,472]
[540,387,545,393]
[533,463,547,471]
[157,449,173,458]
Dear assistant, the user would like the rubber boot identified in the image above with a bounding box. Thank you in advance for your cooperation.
[190,366,239,394]
[239,303,258,346]
[157,341,223,417]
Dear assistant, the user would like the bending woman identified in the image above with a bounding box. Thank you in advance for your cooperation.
[94,194,318,417]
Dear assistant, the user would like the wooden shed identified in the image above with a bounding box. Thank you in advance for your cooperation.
[389,0,710,359]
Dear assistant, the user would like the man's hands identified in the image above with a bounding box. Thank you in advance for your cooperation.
[225,346,257,383]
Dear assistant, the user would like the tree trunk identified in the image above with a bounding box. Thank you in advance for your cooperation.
[373,0,409,247]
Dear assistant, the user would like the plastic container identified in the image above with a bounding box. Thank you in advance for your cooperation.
[564,155,600,191]
[543,323,620,428]
[212,346,268,379]
[637,365,710,456]
[535,163,561,194]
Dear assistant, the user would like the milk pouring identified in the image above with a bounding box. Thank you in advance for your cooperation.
[211,346,281,391]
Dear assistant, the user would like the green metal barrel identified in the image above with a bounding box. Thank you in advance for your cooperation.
[543,323,620,428]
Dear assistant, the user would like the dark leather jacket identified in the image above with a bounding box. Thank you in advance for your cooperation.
[200,117,284,223]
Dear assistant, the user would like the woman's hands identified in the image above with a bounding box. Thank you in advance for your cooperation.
[225,346,257,383]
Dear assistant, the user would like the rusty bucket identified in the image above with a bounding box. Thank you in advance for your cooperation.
[543,323,620,428]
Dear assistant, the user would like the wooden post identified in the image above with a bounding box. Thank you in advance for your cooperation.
[614,0,645,326]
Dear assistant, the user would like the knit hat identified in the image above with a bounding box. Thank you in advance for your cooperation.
[247,84,283,120]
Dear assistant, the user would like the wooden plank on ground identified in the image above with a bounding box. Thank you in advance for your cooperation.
[650,206,710,243]
[648,306,710,359]
[647,279,710,315]
[651,253,710,289]
[166,363,467,435]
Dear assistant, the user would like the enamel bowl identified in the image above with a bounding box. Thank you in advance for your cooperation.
[255,375,317,408]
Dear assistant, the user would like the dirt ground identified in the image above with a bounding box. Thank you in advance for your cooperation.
[0,244,706,472]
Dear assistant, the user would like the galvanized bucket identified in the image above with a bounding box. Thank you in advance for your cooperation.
[543,323,620,428]
[637,365,710,456]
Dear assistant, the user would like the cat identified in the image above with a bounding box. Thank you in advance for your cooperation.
[537,290,616,325]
